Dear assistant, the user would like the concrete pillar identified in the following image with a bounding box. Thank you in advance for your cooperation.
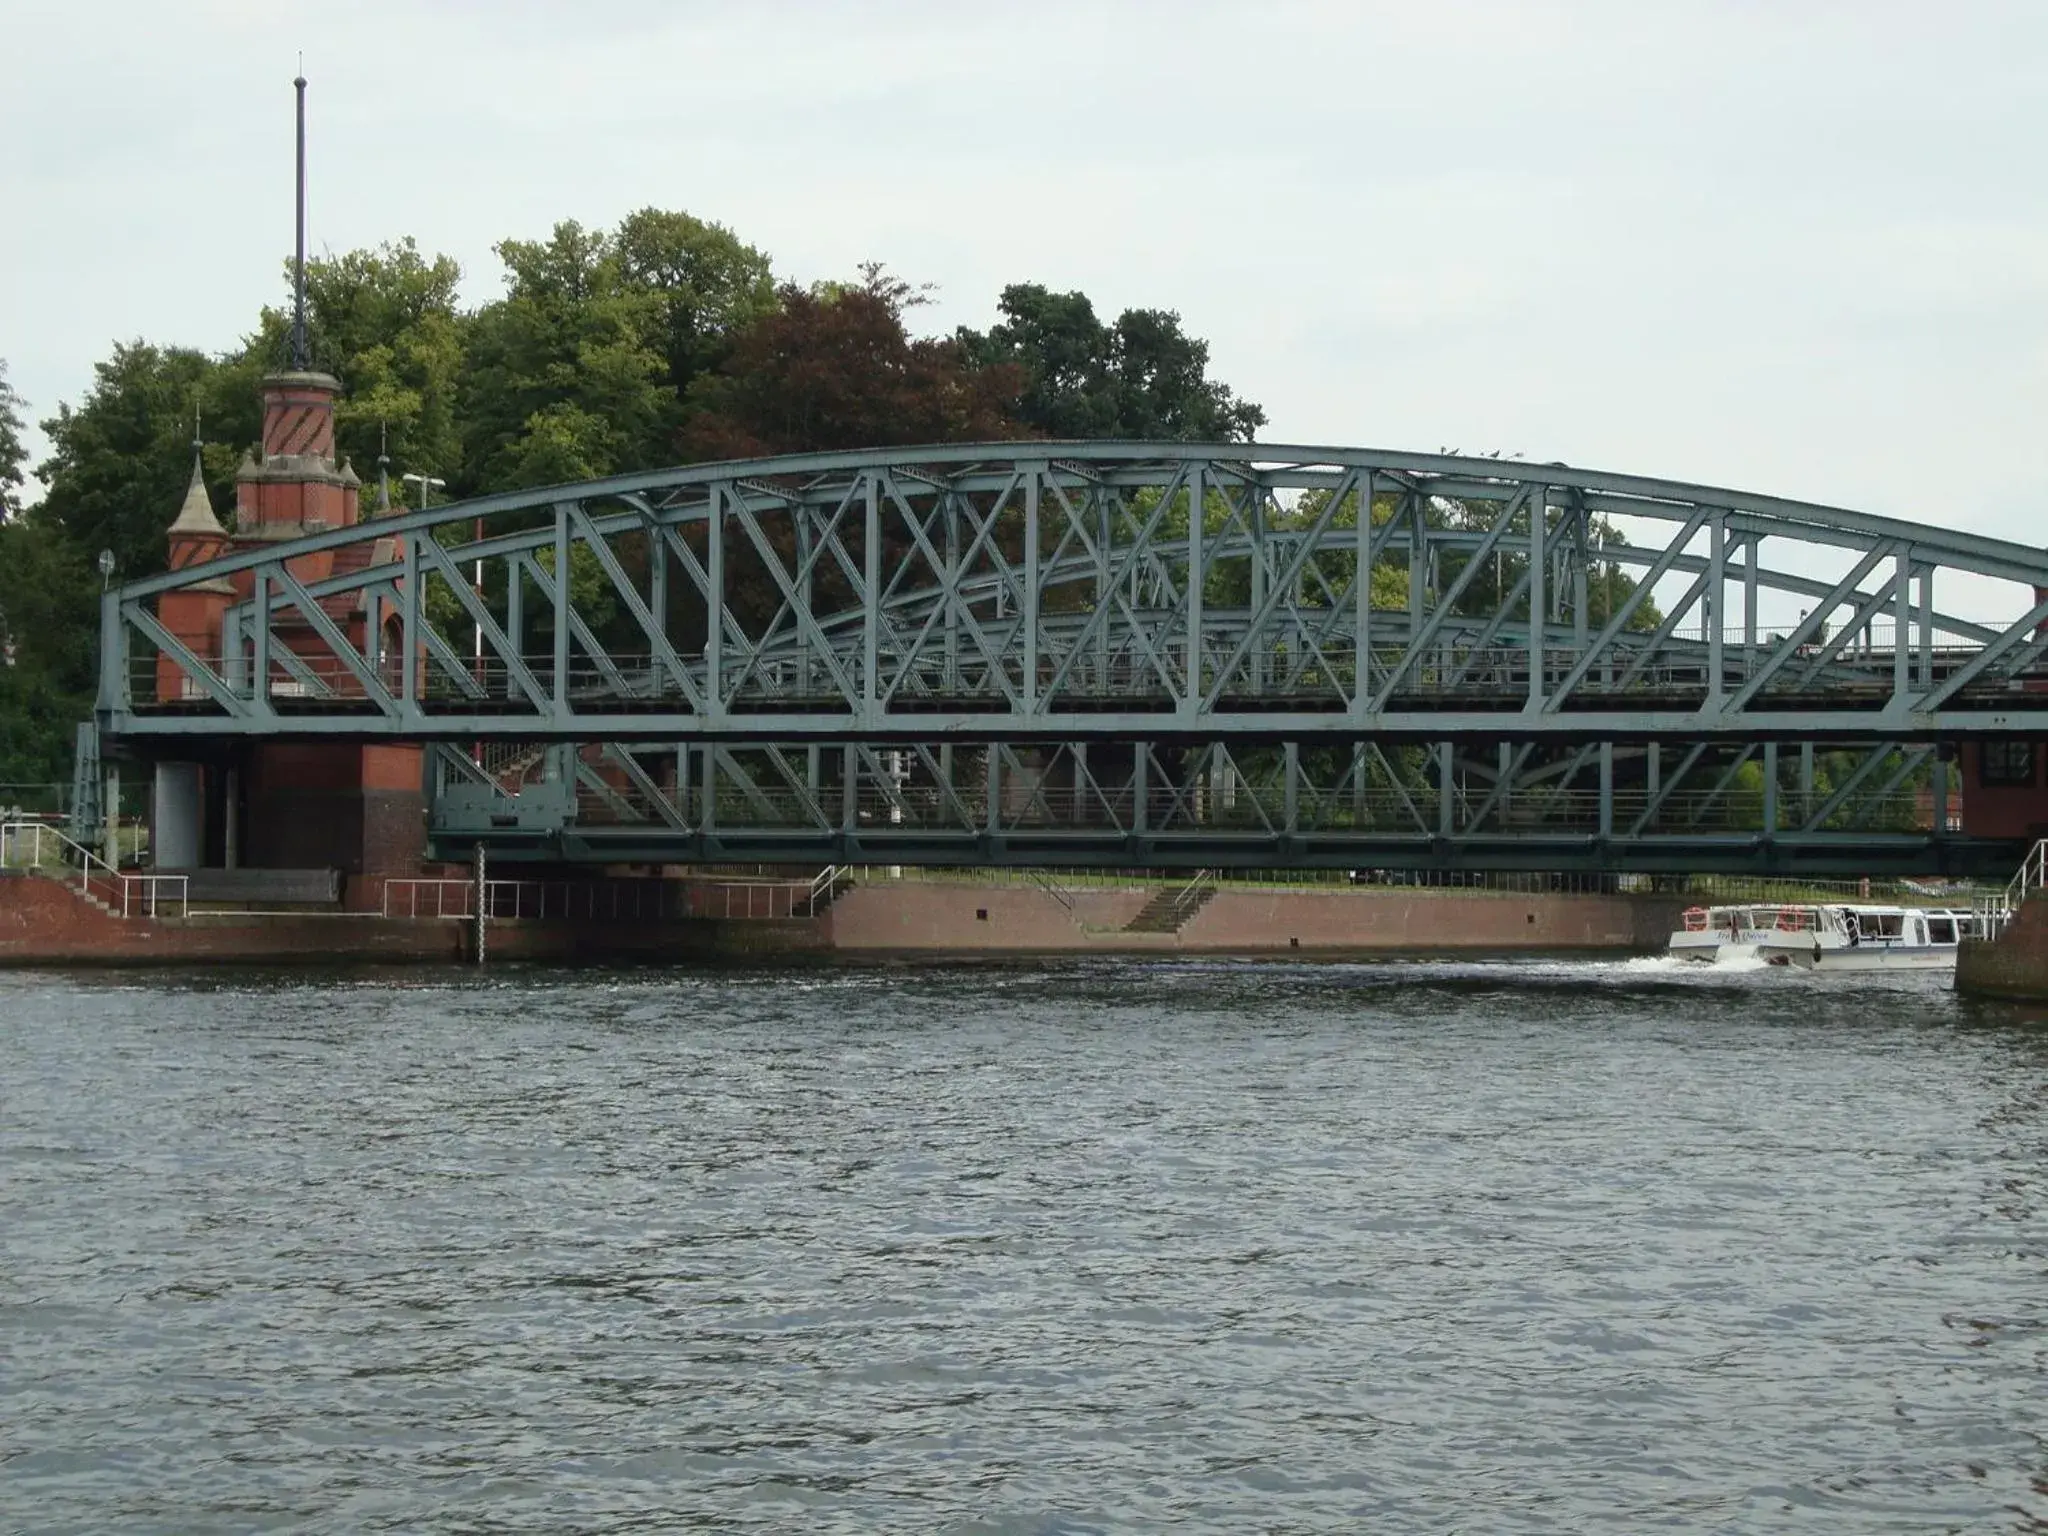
[153,762,204,869]
[102,766,121,869]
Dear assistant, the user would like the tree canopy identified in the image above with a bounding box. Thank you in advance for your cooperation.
[683,266,1024,461]
[0,361,27,521]
[958,282,1266,442]
[0,212,1264,779]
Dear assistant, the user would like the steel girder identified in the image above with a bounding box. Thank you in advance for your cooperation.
[101,441,2048,745]
[422,736,2008,877]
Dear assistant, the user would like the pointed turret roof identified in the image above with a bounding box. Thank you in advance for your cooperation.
[168,455,227,539]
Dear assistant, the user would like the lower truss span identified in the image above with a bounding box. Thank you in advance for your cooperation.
[424,738,2018,879]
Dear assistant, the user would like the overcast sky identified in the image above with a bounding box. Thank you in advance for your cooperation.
[4,0,2044,584]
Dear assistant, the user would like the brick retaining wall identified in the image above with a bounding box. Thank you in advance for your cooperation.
[822,881,1686,957]
[2,869,1689,968]
[0,871,815,967]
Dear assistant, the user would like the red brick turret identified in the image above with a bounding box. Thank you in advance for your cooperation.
[215,370,424,904]
[156,457,233,703]
[234,370,358,536]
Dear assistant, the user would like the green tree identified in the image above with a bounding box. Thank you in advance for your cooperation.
[460,220,669,491]
[614,208,777,403]
[35,342,223,582]
[958,282,1265,441]
[460,210,772,493]
[19,345,238,781]
[1430,497,1663,634]
[0,360,27,519]
[493,401,614,490]
[0,516,97,780]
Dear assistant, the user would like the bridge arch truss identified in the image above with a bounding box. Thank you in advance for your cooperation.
[102,442,2048,872]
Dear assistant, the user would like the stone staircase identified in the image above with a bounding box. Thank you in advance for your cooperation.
[1124,872,1218,934]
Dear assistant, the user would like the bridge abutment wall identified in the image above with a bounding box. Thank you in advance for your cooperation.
[1957,897,2048,1002]
[242,744,426,908]
[1,870,1685,966]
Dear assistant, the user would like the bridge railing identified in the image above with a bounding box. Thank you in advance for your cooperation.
[122,628,2027,720]
[833,863,1974,903]
[569,779,1936,838]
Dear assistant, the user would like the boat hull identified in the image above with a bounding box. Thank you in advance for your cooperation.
[1757,941,1956,971]
[1669,938,1761,964]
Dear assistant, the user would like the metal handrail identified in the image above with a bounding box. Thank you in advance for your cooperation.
[1980,838,2048,939]
[1166,868,1217,912]
[1025,868,1077,910]
[2009,838,2048,909]
[807,864,847,915]
[1968,838,2044,940]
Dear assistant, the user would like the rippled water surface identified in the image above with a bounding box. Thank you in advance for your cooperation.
[3,959,2045,1533]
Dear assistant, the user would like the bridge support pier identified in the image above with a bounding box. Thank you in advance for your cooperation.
[152,762,204,871]
[102,766,120,871]
[238,743,426,908]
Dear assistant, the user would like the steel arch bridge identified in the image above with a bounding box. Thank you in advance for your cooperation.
[102,442,2048,874]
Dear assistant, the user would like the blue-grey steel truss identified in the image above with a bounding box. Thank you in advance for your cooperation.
[100,441,2048,873]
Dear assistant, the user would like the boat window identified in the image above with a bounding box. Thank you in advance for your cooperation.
[1928,916,1956,944]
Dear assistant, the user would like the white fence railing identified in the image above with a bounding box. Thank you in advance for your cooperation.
[0,821,188,919]
[382,871,845,923]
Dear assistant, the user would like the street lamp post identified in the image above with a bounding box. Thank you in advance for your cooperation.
[93,550,118,865]
[402,472,465,674]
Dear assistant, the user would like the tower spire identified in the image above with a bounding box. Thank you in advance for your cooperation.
[290,67,309,370]
[377,420,391,512]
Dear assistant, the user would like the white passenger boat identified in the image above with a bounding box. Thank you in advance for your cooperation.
[1668,904,1799,963]
[1752,905,1974,971]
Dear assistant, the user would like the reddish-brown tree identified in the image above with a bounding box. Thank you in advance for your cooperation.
[681,266,1028,461]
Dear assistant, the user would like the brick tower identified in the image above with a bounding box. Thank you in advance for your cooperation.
[229,369,427,904]
[147,73,429,905]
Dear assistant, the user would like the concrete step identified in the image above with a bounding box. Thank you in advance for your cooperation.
[1123,882,1218,934]
[18,866,121,918]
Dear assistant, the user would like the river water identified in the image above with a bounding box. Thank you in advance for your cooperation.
[2,959,2044,1533]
